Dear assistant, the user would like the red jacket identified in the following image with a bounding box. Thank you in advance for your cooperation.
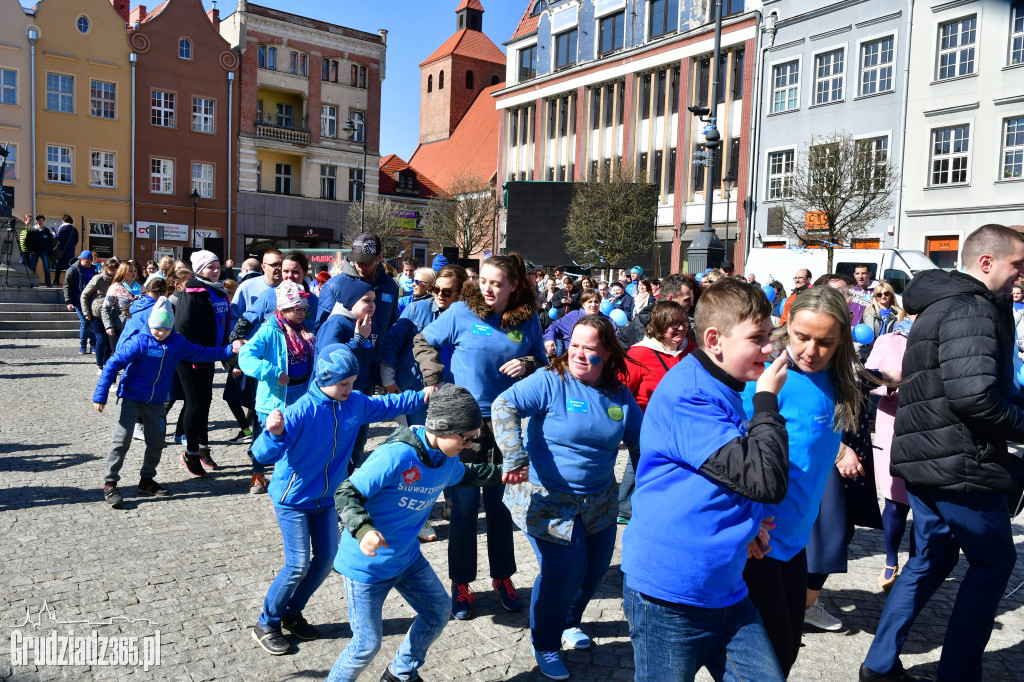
[624,338,697,411]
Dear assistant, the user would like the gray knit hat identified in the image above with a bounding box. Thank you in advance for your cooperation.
[424,384,482,436]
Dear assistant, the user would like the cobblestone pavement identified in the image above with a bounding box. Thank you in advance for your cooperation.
[1,339,1022,681]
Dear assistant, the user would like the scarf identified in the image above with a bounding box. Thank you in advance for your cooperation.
[275,310,316,365]
[195,275,225,292]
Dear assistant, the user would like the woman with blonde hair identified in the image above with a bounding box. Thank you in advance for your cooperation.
[862,280,905,339]
[102,261,140,350]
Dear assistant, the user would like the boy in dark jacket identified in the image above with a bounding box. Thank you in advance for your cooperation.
[93,297,241,507]
[327,384,503,682]
[63,250,97,354]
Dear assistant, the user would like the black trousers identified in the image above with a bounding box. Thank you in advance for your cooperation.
[743,549,807,677]
[176,363,215,453]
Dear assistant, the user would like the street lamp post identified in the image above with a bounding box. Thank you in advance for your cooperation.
[190,189,200,249]
[343,118,367,232]
[723,171,736,261]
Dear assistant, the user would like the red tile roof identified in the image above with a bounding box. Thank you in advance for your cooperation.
[378,154,443,198]
[409,83,503,191]
[511,2,540,40]
[456,0,485,11]
[419,28,505,67]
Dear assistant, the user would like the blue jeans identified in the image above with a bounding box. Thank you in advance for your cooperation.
[448,483,516,583]
[259,504,339,628]
[864,486,1015,682]
[90,317,111,368]
[623,584,785,682]
[526,520,616,651]
[28,251,51,286]
[72,307,89,349]
[327,553,450,682]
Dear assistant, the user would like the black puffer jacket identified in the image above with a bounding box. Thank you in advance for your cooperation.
[891,269,1024,496]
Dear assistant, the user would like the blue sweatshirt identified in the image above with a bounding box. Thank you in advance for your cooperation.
[115,295,157,352]
[230,276,272,327]
[316,313,374,394]
[251,383,424,509]
[622,353,765,608]
[379,298,453,391]
[542,309,618,342]
[420,301,546,417]
[741,366,840,561]
[492,368,642,494]
[335,427,466,583]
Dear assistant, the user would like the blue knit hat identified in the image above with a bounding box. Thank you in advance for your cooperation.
[337,279,374,310]
[431,254,449,272]
[315,344,359,387]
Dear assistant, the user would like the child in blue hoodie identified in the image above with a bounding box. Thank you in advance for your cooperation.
[621,278,790,682]
[327,384,504,682]
[93,297,240,508]
[249,344,424,657]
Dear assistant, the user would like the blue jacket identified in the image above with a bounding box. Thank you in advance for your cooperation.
[380,298,453,391]
[115,295,158,352]
[317,312,374,393]
[238,315,311,415]
[93,330,232,405]
[315,262,399,352]
[242,286,318,336]
[251,382,424,509]
[611,293,634,321]
[542,308,618,342]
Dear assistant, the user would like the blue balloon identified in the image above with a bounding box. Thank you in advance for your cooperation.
[548,307,559,319]
[600,300,614,315]
[610,309,629,326]
[1017,363,1024,387]
[761,284,776,303]
[852,323,875,345]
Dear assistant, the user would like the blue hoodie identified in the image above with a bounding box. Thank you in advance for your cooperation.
[379,297,454,391]
[115,295,158,352]
[94,330,232,405]
[316,312,374,394]
[251,382,424,509]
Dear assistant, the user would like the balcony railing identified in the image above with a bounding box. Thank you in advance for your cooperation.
[254,117,311,144]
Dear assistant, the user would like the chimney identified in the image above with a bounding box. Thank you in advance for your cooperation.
[110,0,129,24]
[207,8,221,30]
[128,5,147,25]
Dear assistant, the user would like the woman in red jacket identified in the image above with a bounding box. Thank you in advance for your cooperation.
[617,301,696,523]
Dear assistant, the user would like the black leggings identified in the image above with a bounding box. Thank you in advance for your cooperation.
[177,363,214,453]
[743,549,807,677]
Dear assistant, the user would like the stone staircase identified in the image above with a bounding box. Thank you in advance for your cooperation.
[0,286,81,340]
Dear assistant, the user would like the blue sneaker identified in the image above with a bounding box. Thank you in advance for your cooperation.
[533,647,569,680]
[562,626,592,650]
[451,582,474,620]
[492,577,521,612]
[173,434,184,445]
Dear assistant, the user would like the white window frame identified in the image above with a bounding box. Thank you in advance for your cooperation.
[46,73,74,113]
[258,45,277,70]
[936,15,978,81]
[90,79,116,119]
[150,158,174,194]
[852,131,891,192]
[321,104,338,138]
[192,96,215,134]
[1011,2,1024,66]
[151,90,175,127]
[2,143,16,180]
[0,68,17,106]
[348,110,365,143]
[275,163,293,195]
[929,123,972,187]
[856,32,897,97]
[812,45,846,106]
[178,38,192,60]
[765,148,795,201]
[89,150,116,188]
[320,164,337,200]
[1001,116,1024,181]
[769,57,801,114]
[191,162,214,198]
[46,144,73,184]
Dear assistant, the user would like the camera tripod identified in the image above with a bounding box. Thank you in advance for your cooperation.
[0,218,35,288]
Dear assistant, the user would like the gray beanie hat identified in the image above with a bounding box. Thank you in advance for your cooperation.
[424,384,482,436]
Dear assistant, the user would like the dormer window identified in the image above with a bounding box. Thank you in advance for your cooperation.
[531,1,548,16]
[396,170,416,192]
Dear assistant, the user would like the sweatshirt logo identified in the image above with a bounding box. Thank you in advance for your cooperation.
[507,330,524,343]
[607,406,624,422]
[402,466,422,486]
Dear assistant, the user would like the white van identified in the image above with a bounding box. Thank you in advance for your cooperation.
[743,248,938,297]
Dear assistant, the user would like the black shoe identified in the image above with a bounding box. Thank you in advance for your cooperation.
[138,478,169,497]
[104,484,123,508]
[179,452,207,477]
[859,664,929,682]
[281,613,321,641]
[227,429,253,445]
[381,665,421,682]
[198,448,219,471]
[251,624,291,655]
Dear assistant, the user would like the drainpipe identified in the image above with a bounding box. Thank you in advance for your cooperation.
[130,52,137,257]
[227,71,234,260]
[28,29,37,216]
[893,0,915,250]
[745,11,774,260]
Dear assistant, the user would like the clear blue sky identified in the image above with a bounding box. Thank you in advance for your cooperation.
[21,0,523,160]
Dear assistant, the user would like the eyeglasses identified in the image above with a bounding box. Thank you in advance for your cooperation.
[432,286,456,298]
[667,320,689,331]
[412,279,427,285]
[263,261,283,270]
[875,292,892,298]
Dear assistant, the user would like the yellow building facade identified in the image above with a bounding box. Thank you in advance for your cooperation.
[0,0,32,231]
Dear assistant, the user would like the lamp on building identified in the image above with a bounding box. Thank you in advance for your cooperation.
[343,118,367,232]
[191,189,201,248]
[723,171,736,259]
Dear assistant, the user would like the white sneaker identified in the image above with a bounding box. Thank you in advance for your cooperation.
[417,521,437,542]
[132,423,145,441]
[804,598,842,631]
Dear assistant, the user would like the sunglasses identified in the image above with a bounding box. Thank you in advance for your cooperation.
[263,261,283,270]
[412,279,428,285]
[875,292,892,298]
[432,286,456,298]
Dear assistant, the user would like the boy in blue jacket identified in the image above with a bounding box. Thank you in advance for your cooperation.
[93,297,240,508]
[249,344,425,657]
[621,278,791,682]
[327,384,503,682]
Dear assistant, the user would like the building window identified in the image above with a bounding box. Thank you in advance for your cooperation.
[1002,117,1024,179]
[90,80,116,119]
[258,45,277,70]
[427,75,433,93]
[599,12,626,55]
[771,61,799,113]
[76,15,90,34]
[322,59,337,82]
[321,105,338,138]
[150,158,173,194]
[89,151,115,188]
[554,29,578,70]
[650,0,678,39]
[937,16,977,80]
[518,46,537,80]
[697,57,710,107]
[1,143,15,179]
[767,150,794,200]
[733,49,745,100]
[439,70,445,89]
[349,111,365,142]
[0,68,16,105]
[641,73,652,120]
[466,70,475,89]
[860,37,894,95]
[667,147,676,194]
[275,163,292,195]
[930,125,970,186]
[814,49,844,104]
[151,90,174,127]
[178,38,192,60]
[46,145,72,184]
[349,168,363,201]
[256,99,263,123]
[855,136,889,192]
[46,73,74,113]
[192,97,215,133]
[192,162,214,198]
[276,103,294,128]
[88,221,114,258]
[320,165,337,200]
[531,0,548,16]
[693,144,722,192]
[351,64,367,88]
[288,51,308,76]
[1011,3,1024,65]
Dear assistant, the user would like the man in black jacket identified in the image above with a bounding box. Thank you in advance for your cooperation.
[861,224,1024,682]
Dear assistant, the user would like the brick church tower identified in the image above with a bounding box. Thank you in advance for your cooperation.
[418,0,505,145]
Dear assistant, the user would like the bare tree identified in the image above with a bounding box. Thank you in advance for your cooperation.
[424,172,498,259]
[564,163,659,269]
[343,197,407,260]
[779,131,900,273]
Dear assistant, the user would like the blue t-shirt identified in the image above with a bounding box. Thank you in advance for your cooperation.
[622,352,764,608]
[231,277,272,326]
[420,301,546,417]
[494,368,642,494]
[741,365,840,561]
[334,428,466,583]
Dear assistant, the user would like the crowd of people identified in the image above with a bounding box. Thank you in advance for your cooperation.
[82,224,1024,682]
